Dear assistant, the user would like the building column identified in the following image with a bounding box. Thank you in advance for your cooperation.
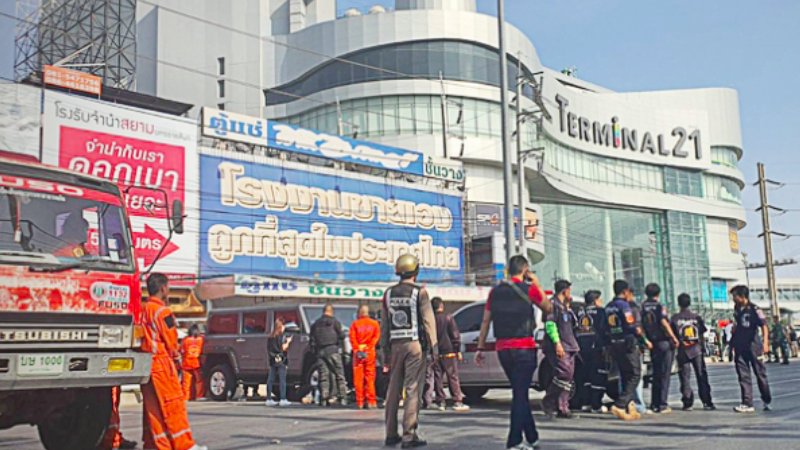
[604,210,615,299]
[558,206,570,281]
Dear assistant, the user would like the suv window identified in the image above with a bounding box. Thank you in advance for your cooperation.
[304,306,358,329]
[454,304,484,333]
[274,310,300,328]
[242,312,267,334]
[208,313,239,335]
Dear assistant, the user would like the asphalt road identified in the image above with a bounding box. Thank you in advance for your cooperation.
[2,362,799,450]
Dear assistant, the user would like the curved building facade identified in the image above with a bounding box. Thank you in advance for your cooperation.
[137,0,747,310]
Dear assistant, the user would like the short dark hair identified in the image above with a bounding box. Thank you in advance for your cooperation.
[323,303,334,314]
[146,273,169,296]
[584,290,602,305]
[645,283,661,299]
[431,297,443,311]
[613,279,629,296]
[730,285,749,299]
[554,279,572,294]
[678,293,691,308]
[507,255,529,277]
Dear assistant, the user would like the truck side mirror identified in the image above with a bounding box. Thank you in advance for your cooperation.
[171,199,184,235]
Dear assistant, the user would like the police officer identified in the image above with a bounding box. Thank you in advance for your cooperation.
[605,280,652,421]
[670,293,715,411]
[641,283,680,414]
[572,290,608,414]
[730,285,772,413]
[542,280,579,419]
[382,254,437,448]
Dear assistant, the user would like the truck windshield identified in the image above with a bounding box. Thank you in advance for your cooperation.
[0,174,134,272]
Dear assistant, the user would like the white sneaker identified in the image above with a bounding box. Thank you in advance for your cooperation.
[733,404,755,413]
[279,399,291,407]
[265,399,278,407]
[452,402,470,412]
[592,406,608,414]
[507,444,534,450]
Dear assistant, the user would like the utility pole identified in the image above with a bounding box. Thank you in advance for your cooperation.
[497,0,515,262]
[756,162,780,322]
[515,59,525,255]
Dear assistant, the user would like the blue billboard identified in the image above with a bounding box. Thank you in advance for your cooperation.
[199,152,464,282]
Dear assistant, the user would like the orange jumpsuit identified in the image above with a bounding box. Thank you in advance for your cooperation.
[349,316,380,407]
[98,386,123,450]
[180,336,205,401]
[141,297,198,450]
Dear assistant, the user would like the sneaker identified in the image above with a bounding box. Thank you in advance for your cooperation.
[528,440,540,449]
[556,411,575,419]
[733,404,755,413]
[452,402,470,412]
[682,405,693,411]
[401,439,427,448]
[367,403,378,409]
[507,444,534,450]
[644,408,656,415]
[428,402,445,411]
[703,404,716,411]
[659,406,673,414]
[763,403,772,411]
[591,406,608,414]
[265,399,278,407]
[120,438,138,450]
[385,436,402,447]
[580,405,592,413]
[279,399,291,407]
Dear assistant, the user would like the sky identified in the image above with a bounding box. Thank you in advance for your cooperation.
[0,0,799,279]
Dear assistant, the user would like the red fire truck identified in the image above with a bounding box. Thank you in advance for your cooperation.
[0,157,182,449]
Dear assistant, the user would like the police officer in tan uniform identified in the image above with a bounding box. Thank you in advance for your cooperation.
[382,254,438,448]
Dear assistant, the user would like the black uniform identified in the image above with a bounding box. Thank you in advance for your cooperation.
[310,315,348,403]
[671,308,713,408]
[605,297,641,409]
[572,303,607,411]
[542,297,579,415]
[641,298,674,411]
[732,303,772,407]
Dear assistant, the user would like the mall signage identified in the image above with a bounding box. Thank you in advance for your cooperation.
[424,156,464,183]
[201,107,424,175]
[199,150,464,282]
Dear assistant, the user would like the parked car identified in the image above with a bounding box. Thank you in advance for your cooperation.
[202,303,387,402]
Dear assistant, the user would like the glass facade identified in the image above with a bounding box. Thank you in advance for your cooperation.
[664,167,704,197]
[662,211,712,311]
[704,174,743,204]
[711,146,740,168]
[534,204,665,302]
[267,40,536,106]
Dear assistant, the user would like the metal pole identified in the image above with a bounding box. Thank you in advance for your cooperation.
[440,71,450,158]
[757,162,779,321]
[515,64,526,255]
[497,0,515,261]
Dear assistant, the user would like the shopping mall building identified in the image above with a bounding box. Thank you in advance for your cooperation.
[136,0,748,310]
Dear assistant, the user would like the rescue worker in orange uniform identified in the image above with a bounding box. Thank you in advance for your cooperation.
[141,273,207,450]
[98,386,137,450]
[180,325,205,401]
[349,304,381,409]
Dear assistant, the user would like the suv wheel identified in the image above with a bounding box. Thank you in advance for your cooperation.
[207,364,235,401]
[461,386,489,401]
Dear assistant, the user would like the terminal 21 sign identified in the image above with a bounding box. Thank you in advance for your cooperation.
[199,150,464,282]
[201,107,424,175]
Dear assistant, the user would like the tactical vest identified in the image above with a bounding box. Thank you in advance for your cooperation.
[385,284,421,342]
[676,316,701,346]
[641,299,667,342]
[574,304,596,339]
[605,300,628,344]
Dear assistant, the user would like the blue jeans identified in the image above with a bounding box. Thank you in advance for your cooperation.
[498,349,539,448]
[267,364,287,401]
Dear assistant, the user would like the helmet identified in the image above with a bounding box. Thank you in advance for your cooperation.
[395,254,420,278]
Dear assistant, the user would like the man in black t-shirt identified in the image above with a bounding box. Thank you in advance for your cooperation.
[730,285,772,413]
[670,293,714,411]
[641,283,680,414]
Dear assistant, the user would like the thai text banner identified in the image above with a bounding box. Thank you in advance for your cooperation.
[200,153,464,282]
[201,107,424,175]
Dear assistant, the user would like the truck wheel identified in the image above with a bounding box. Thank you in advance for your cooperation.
[207,364,235,401]
[462,386,489,401]
[38,387,111,450]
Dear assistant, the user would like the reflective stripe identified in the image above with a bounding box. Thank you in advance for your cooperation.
[154,432,168,440]
[171,428,192,439]
[107,423,120,430]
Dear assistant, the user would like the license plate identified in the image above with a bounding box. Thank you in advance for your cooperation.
[17,354,65,376]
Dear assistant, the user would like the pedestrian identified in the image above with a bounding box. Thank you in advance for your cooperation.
[730,285,772,413]
[572,290,608,414]
[180,325,205,401]
[310,303,349,406]
[141,273,207,450]
[542,280,579,419]
[266,317,293,407]
[350,304,380,409]
[626,292,649,416]
[641,283,680,414]
[605,279,652,421]
[670,293,715,411]
[425,297,470,412]
[769,321,790,365]
[382,254,438,448]
[98,386,137,450]
[789,326,799,358]
[476,255,550,450]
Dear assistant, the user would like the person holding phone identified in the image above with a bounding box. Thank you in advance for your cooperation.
[266,318,293,407]
[475,256,550,450]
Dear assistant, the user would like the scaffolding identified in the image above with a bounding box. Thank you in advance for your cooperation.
[14,0,137,90]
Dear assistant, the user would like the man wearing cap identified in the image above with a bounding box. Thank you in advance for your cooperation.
[382,254,438,449]
[542,280,579,418]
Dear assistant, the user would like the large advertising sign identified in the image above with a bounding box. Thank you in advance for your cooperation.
[43,91,198,285]
[200,150,463,282]
[541,75,712,170]
[201,107,425,175]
